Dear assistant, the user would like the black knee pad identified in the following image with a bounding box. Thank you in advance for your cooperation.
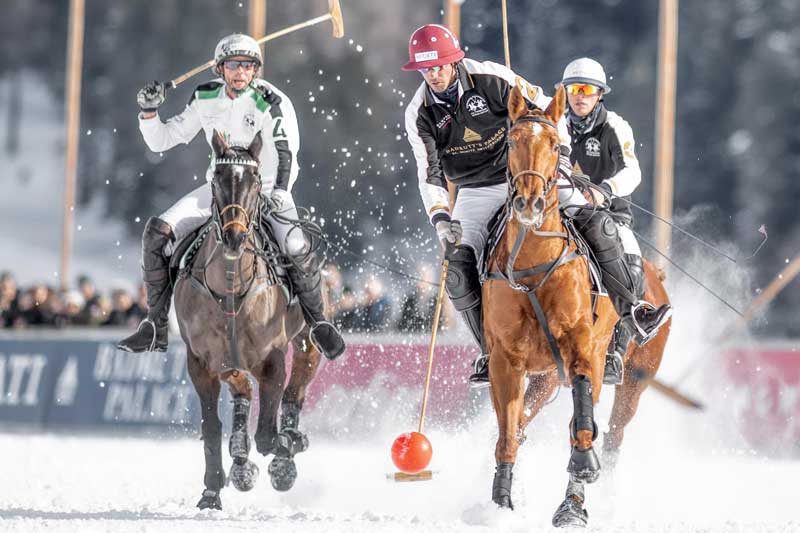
[143,216,174,253]
[574,211,623,264]
[444,245,481,311]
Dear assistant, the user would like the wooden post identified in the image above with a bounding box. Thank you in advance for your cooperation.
[653,0,678,264]
[444,0,461,39]
[501,0,510,68]
[60,0,85,292]
[248,0,267,54]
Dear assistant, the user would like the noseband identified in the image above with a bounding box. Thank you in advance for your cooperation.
[213,157,260,234]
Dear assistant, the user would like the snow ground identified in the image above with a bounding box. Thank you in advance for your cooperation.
[0,378,797,533]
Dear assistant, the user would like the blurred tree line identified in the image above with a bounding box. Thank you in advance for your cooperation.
[1,0,798,336]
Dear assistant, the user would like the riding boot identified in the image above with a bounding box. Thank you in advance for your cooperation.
[117,217,174,353]
[444,245,489,387]
[604,254,645,384]
[573,211,672,351]
[288,252,346,360]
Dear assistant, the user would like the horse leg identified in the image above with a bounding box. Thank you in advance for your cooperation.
[518,371,560,446]
[267,333,321,492]
[187,352,224,510]
[221,370,260,492]
[603,335,666,470]
[254,348,286,457]
[281,333,322,444]
[553,330,603,528]
[489,350,526,510]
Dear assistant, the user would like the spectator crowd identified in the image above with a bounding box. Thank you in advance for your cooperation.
[1,263,457,334]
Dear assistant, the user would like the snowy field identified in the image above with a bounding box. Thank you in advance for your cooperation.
[1,375,798,533]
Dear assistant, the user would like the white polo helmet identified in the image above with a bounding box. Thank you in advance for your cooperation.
[214,33,262,75]
[559,57,611,94]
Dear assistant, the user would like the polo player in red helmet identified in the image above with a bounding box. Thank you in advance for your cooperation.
[403,25,671,387]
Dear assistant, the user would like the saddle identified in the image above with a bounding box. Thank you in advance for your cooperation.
[479,202,606,310]
[168,206,293,302]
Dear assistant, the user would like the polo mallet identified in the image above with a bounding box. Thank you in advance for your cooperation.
[389,249,451,482]
[166,0,344,90]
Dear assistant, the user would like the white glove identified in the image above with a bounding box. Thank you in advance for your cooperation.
[270,188,292,211]
[137,81,166,112]
[435,219,462,246]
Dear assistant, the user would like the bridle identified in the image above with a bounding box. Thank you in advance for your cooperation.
[212,156,261,236]
[507,114,561,225]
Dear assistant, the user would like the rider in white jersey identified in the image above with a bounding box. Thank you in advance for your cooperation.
[118,34,345,360]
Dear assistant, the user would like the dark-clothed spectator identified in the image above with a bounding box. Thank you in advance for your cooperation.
[0,271,21,328]
[77,275,104,325]
[356,276,392,332]
[397,263,438,333]
[104,289,143,327]
[333,286,360,332]
[17,284,61,326]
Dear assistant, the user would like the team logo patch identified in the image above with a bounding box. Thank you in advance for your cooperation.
[463,127,481,142]
[244,113,256,129]
[466,95,489,116]
[623,141,637,160]
[585,137,601,157]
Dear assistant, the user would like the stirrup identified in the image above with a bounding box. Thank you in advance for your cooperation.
[117,318,161,353]
[309,321,345,360]
[630,301,673,346]
[469,354,490,389]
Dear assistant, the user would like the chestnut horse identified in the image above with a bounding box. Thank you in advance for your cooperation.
[483,85,671,527]
[174,131,322,510]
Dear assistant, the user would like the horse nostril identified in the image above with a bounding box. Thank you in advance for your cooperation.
[533,197,545,213]
[512,196,526,213]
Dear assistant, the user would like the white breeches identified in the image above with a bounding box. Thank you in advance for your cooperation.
[159,183,306,257]
[451,182,509,262]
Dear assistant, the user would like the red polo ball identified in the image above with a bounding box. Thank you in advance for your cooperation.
[391,431,433,474]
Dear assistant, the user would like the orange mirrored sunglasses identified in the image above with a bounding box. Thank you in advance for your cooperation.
[566,83,601,96]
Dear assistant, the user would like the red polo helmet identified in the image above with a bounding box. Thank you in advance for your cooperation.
[402,24,464,71]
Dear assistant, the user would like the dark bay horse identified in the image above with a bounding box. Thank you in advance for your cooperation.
[483,85,671,527]
[174,131,322,510]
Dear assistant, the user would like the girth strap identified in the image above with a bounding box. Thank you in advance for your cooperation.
[485,223,582,383]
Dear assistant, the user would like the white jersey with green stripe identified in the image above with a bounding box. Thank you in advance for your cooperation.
[138,78,299,191]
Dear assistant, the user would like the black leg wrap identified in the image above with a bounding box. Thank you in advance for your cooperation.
[570,375,598,442]
[229,396,251,463]
[203,420,225,491]
[492,462,515,510]
[280,401,302,431]
[568,376,601,484]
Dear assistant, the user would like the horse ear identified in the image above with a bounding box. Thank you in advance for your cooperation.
[545,84,566,123]
[211,129,228,158]
[508,84,528,122]
[248,131,263,159]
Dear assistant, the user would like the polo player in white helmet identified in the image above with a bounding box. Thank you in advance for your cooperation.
[118,33,345,360]
[560,57,672,384]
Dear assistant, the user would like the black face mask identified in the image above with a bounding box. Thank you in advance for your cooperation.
[568,101,605,136]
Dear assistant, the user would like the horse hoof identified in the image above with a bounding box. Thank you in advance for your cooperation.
[230,460,260,492]
[196,489,222,510]
[268,455,297,492]
[552,497,588,528]
[567,446,601,484]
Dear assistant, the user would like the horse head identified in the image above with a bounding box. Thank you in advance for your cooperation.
[210,130,263,259]
[506,83,566,229]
